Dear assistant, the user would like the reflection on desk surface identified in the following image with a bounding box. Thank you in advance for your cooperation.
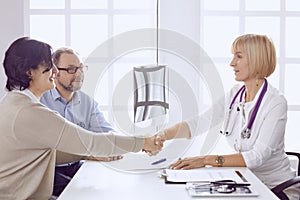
[58,161,279,200]
[102,153,178,171]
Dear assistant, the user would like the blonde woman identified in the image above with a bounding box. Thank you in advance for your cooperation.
[156,34,299,199]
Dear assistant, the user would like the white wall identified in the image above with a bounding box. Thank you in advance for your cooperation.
[0,1,24,99]
[157,1,223,156]
[160,0,202,121]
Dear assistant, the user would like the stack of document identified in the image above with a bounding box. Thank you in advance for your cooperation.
[164,168,245,183]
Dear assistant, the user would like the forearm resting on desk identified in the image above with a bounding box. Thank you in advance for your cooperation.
[55,151,123,164]
[170,153,246,170]
[204,153,246,167]
[56,151,84,164]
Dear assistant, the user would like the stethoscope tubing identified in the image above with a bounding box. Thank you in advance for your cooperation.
[221,79,268,139]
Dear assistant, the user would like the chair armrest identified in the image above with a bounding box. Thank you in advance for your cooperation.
[286,152,300,160]
[271,176,300,200]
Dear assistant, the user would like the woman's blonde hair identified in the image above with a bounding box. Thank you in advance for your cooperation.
[231,34,276,78]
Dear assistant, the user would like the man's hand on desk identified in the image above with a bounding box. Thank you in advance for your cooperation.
[142,134,164,156]
[86,155,123,162]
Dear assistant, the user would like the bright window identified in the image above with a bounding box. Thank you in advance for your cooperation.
[25,0,300,152]
[199,0,300,152]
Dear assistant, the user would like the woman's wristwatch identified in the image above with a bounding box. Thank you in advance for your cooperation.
[215,155,225,167]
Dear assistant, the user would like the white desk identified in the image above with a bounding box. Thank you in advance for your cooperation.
[57,160,279,200]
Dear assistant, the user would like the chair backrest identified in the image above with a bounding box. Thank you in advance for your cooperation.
[286,152,300,176]
[133,65,169,123]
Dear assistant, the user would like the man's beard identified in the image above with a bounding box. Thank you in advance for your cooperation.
[57,78,82,92]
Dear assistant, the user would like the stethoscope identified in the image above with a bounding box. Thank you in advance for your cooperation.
[220,79,268,139]
[188,180,251,194]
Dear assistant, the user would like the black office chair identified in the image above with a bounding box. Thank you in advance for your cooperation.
[271,152,300,200]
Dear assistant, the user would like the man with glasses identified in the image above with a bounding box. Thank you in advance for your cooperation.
[40,48,122,197]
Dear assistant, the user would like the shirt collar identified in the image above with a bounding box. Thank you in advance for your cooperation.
[243,80,267,112]
[243,80,266,105]
[51,88,80,104]
[15,89,40,103]
[51,88,62,101]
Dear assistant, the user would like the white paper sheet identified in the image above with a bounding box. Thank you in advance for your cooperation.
[165,168,245,183]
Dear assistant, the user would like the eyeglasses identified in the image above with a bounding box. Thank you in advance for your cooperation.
[57,65,88,74]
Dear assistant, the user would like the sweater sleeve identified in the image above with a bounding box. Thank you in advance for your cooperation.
[14,103,144,157]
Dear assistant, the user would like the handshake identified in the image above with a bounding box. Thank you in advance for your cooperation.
[140,122,189,155]
[142,131,167,156]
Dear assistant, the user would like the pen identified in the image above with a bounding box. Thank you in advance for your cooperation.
[151,158,167,165]
[235,170,248,182]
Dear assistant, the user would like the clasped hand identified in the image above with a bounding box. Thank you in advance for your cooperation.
[142,131,166,156]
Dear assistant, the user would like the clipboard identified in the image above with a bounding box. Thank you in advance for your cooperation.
[164,176,186,184]
[163,168,247,184]
[162,168,259,197]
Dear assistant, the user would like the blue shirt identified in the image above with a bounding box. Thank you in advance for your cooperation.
[41,88,115,133]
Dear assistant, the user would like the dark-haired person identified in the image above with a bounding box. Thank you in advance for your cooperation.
[41,47,122,197]
[0,37,162,200]
[155,34,299,199]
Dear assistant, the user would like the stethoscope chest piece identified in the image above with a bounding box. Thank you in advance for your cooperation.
[241,128,251,139]
[216,185,236,193]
